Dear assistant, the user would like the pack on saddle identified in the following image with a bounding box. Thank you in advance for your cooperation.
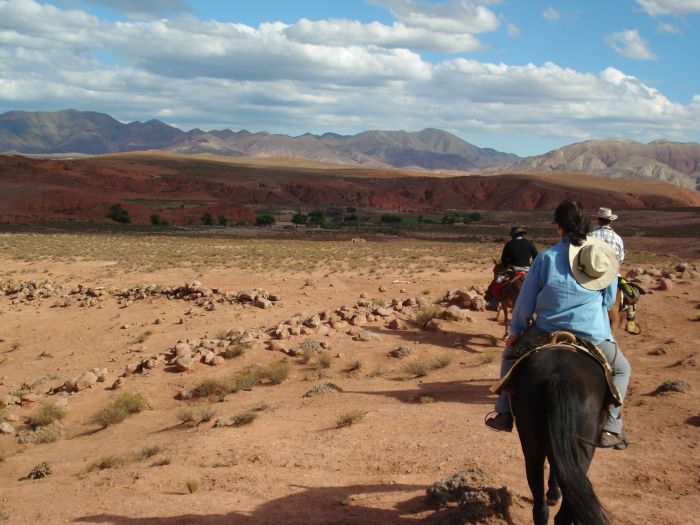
[486,266,528,310]
[617,277,646,335]
[491,331,622,410]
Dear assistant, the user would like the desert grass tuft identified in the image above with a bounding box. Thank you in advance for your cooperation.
[93,392,148,428]
[198,406,217,422]
[260,360,291,384]
[403,354,454,377]
[414,305,444,327]
[316,352,332,371]
[177,408,197,426]
[90,455,125,471]
[336,409,366,428]
[133,445,161,461]
[478,349,500,365]
[134,330,153,344]
[152,457,171,467]
[229,411,258,427]
[185,477,200,494]
[29,401,65,428]
[233,367,263,391]
[221,342,249,359]
[345,359,363,373]
[191,378,235,400]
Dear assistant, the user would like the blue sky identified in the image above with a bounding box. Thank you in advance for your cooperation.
[1,0,699,156]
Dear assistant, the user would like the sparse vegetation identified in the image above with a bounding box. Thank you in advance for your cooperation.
[260,360,291,384]
[292,212,308,225]
[90,455,124,471]
[133,445,161,461]
[192,378,235,400]
[185,477,201,494]
[93,392,148,428]
[478,349,500,365]
[336,409,366,428]
[150,214,168,226]
[418,395,435,404]
[134,330,153,343]
[403,354,454,377]
[108,204,131,224]
[221,342,248,359]
[201,212,214,226]
[177,408,197,426]
[345,359,363,373]
[255,214,276,226]
[316,352,332,370]
[152,457,171,467]
[414,305,445,327]
[229,411,258,427]
[29,401,65,428]
[21,425,60,444]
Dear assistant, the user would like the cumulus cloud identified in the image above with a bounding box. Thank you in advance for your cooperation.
[368,0,499,34]
[284,18,481,53]
[543,7,561,20]
[657,21,681,32]
[604,29,657,60]
[86,0,190,18]
[634,0,700,15]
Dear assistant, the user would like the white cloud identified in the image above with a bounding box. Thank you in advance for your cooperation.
[507,23,520,37]
[284,18,481,53]
[604,29,657,60]
[368,0,500,34]
[543,7,561,20]
[86,0,190,18]
[657,21,681,32]
[634,0,700,15]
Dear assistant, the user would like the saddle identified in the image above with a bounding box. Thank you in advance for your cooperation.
[491,331,622,406]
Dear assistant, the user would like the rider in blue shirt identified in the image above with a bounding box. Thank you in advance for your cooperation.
[486,200,631,449]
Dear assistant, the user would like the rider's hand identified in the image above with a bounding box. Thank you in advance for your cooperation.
[506,334,519,348]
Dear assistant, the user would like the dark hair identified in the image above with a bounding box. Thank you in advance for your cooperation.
[554,200,589,246]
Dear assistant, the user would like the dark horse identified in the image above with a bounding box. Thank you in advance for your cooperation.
[509,340,611,525]
[488,261,526,339]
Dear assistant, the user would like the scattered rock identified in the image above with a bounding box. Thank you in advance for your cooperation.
[388,346,412,358]
[26,463,52,480]
[426,468,513,523]
[652,379,692,395]
[658,278,674,291]
[353,330,381,342]
[174,354,195,372]
[303,383,344,397]
[74,371,98,391]
[0,421,16,435]
[388,318,408,330]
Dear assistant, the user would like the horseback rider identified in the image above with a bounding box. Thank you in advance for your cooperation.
[485,200,631,449]
[501,226,538,271]
[487,226,538,309]
[589,207,640,334]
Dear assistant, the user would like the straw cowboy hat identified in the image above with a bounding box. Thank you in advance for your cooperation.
[509,226,527,236]
[595,207,618,221]
[569,237,619,291]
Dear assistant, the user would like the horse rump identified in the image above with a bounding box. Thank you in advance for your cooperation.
[512,349,610,525]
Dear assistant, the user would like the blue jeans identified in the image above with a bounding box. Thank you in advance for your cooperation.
[495,324,630,434]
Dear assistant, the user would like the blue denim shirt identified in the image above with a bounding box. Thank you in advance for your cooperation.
[510,237,616,344]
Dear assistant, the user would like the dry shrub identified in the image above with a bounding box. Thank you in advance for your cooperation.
[185,477,200,494]
[152,457,171,467]
[403,354,453,377]
[93,392,148,428]
[221,342,249,359]
[90,455,124,471]
[336,409,366,428]
[260,360,290,384]
[177,408,197,426]
[198,406,217,422]
[414,305,444,327]
[230,411,258,427]
[345,360,363,373]
[133,445,161,461]
[192,378,235,400]
[316,352,332,370]
[233,367,263,391]
[29,401,65,428]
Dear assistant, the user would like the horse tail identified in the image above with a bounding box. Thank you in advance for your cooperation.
[546,373,609,525]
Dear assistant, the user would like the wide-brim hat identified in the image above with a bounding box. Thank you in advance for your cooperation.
[568,237,619,291]
[596,207,618,221]
[510,226,526,236]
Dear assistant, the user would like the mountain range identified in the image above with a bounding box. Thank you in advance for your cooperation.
[1,109,699,190]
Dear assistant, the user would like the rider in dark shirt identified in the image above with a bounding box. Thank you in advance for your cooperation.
[501,226,538,269]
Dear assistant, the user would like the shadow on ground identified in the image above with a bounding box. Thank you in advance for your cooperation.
[74,482,496,525]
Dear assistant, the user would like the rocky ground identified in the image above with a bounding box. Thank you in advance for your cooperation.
[0,234,698,525]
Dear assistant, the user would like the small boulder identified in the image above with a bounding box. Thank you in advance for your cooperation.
[0,421,16,435]
[354,330,381,342]
[74,371,98,391]
[174,354,195,372]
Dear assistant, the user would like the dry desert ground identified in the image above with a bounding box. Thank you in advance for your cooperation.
[0,232,698,525]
